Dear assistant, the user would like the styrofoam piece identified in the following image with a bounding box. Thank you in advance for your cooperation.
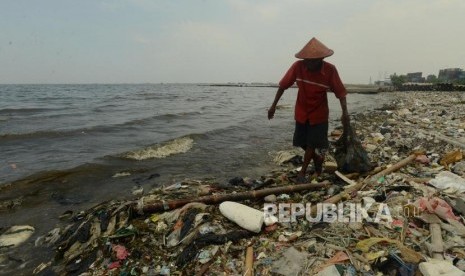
[219,201,264,233]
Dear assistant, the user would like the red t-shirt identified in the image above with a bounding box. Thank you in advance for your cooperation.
[279,60,347,125]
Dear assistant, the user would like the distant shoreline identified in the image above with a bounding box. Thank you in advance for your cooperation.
[199,83,386,94]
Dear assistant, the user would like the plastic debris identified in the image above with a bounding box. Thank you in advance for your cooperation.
[264,194,277,202]
[439,150,463,168]
[219,201,264,233]
[414,197,460,221]
[316,265,341,276]
[429,171,465,195]
[271,247,309,276]
[419,259,465,276]
[113,245,128,260]
[334,124,372,173]
[0,225,35,248]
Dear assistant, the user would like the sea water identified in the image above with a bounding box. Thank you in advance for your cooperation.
[1,83,388,185]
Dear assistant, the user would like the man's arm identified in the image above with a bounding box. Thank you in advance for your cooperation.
[268,87,285,120]
[269,61,298,119]
[328,65,350,128]
[339,96,350,128]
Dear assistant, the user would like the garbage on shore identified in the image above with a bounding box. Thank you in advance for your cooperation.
[0,225,35,249]
[9,91,465,275]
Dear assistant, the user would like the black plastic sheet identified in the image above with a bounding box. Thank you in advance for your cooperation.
[334,124,372,173]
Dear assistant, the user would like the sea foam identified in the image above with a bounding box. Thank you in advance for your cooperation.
[124,136,194,160]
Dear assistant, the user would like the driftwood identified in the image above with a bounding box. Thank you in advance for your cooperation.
[136,181,329,214]
[136,153,416,215]
[311,154,418,215]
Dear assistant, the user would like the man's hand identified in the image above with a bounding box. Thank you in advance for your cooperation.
[269,88,285,120]
[268,106,276,120]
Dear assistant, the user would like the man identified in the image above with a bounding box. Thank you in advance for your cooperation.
[268,37,350,183]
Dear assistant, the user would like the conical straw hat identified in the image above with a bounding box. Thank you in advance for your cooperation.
[295,37,334,59]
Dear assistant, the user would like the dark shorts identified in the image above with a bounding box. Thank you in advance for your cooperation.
[293,121,329,150]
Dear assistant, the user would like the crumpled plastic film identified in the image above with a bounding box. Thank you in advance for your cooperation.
[334,124,372,173]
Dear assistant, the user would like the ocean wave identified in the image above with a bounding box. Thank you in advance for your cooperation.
[157,111,203,119]
[93,104,122,112]
[105,111,203,127]
[0,129,83,141]
[0,111,204,141]
[134,92,180,100]
[122,136,194,160]
[0,107,61,115]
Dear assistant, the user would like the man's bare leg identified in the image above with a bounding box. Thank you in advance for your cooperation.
[297,147,314,181]
[311,148,326,179]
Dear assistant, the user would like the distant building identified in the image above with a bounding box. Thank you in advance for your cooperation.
[426,74,437,82]
[438,68,463,82]
[406,72,424,83]
[374,79,392,86]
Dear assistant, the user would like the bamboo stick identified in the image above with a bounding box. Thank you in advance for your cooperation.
[367,154,417,184]
[310,154,417,216]
[136,181,329,214]
[429,132,465,149]
[335,171,357,187]
[244,246,254,276]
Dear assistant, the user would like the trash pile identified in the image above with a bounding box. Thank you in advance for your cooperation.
[18,91,465,275]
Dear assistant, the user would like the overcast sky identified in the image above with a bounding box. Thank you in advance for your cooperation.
[1,0,464,84]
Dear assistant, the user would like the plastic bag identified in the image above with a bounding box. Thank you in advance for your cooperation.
[334,124,372,173]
